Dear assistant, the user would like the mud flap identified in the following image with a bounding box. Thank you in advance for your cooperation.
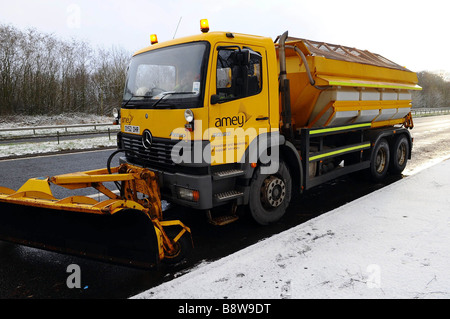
[0,203,160,269]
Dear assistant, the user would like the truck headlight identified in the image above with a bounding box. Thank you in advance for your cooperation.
[176,186,199,202]
[113,108,120,124]
[184,109,194,123]
[113,108,119,118]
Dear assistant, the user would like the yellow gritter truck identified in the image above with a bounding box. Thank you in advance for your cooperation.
[117,21,420,226]
[0,20,421,268]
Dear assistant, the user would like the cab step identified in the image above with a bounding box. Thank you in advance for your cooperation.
[207,211,239,226]
[212,169,245,180]
[206,203,239,226]
[214,190,244,202]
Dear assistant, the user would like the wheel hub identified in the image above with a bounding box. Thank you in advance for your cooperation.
[375,148,387,173]
[261,176,286,209]
[397,143,406,166]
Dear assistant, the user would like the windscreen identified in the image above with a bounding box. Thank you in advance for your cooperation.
[123,42,209,109]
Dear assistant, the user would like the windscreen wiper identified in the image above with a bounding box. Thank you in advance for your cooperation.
[122,94,154,108]
[151,91,195,108]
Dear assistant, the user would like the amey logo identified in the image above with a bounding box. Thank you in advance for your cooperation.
[121,114,134,125]
[169,119,280,174]
[215,113,246,128]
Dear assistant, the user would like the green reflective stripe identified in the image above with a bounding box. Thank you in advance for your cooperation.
[310,123,372,135]
[309,143,371,162]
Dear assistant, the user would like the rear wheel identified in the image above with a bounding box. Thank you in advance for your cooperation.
[249,161,292,225]
[389,135,409,174]
[369,138,390,182]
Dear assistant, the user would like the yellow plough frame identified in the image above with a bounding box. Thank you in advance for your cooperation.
[0,163,192,268]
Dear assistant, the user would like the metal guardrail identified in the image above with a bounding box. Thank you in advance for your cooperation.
[0,123,119,135]
[411,108,450,116]
[0,123,120,144]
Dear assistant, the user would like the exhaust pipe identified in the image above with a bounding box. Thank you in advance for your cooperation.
[278,31,293,140]
[279,31,289,84]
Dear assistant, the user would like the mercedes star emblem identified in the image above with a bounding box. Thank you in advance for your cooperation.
[142,130,153,149]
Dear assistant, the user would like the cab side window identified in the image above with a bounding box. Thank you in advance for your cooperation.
[216,47,262,102]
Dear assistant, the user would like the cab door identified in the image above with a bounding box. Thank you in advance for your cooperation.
[208,43,271,165]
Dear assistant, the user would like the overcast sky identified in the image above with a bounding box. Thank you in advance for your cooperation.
[0,0,448,74]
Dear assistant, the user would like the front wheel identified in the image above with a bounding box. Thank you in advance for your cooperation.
[249,161,292,225]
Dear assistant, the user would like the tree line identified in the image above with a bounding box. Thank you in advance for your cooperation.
[412,71,450,109]
[0,23,129,116]
[0,23,448,116]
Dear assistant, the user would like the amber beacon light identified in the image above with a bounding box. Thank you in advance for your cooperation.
[150,34,158,45]
[200,19,209,33]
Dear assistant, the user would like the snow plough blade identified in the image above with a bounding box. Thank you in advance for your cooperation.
[0,164,192,269]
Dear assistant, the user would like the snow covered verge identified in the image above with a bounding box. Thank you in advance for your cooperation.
[0,114,117,158]
[0,113,113,128]
[0,136,116,158]
[132,156,450,299]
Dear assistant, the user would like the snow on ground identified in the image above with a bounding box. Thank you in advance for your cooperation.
[0,113,113,128]
[0,136,116,158]
[132,156,450,299]
[0,114,117,158]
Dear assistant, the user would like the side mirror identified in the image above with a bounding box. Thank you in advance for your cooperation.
[238,50,250,65]
[229,49,250,66]
[210,94,220,105]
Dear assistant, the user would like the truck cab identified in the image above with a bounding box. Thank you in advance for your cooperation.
[118,31,281,219]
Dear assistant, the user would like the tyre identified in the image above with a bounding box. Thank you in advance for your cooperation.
[389,135,409,174]
[249,160,292,225]
[369,138,390,182]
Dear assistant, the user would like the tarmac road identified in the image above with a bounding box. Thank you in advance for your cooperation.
[0,115,449,299]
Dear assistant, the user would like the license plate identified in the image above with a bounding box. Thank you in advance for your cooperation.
[124,125,140,134]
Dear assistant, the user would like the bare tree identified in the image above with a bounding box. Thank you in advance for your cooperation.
[0,23,130,116]
[413,71,449,108]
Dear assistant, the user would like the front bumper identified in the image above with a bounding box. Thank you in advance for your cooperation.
[119,156,213,209]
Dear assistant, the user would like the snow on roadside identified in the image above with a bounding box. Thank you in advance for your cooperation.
[0,113,113,128]
[132,157,450,299]
[0,136,116,158]
[0,114,117,158]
